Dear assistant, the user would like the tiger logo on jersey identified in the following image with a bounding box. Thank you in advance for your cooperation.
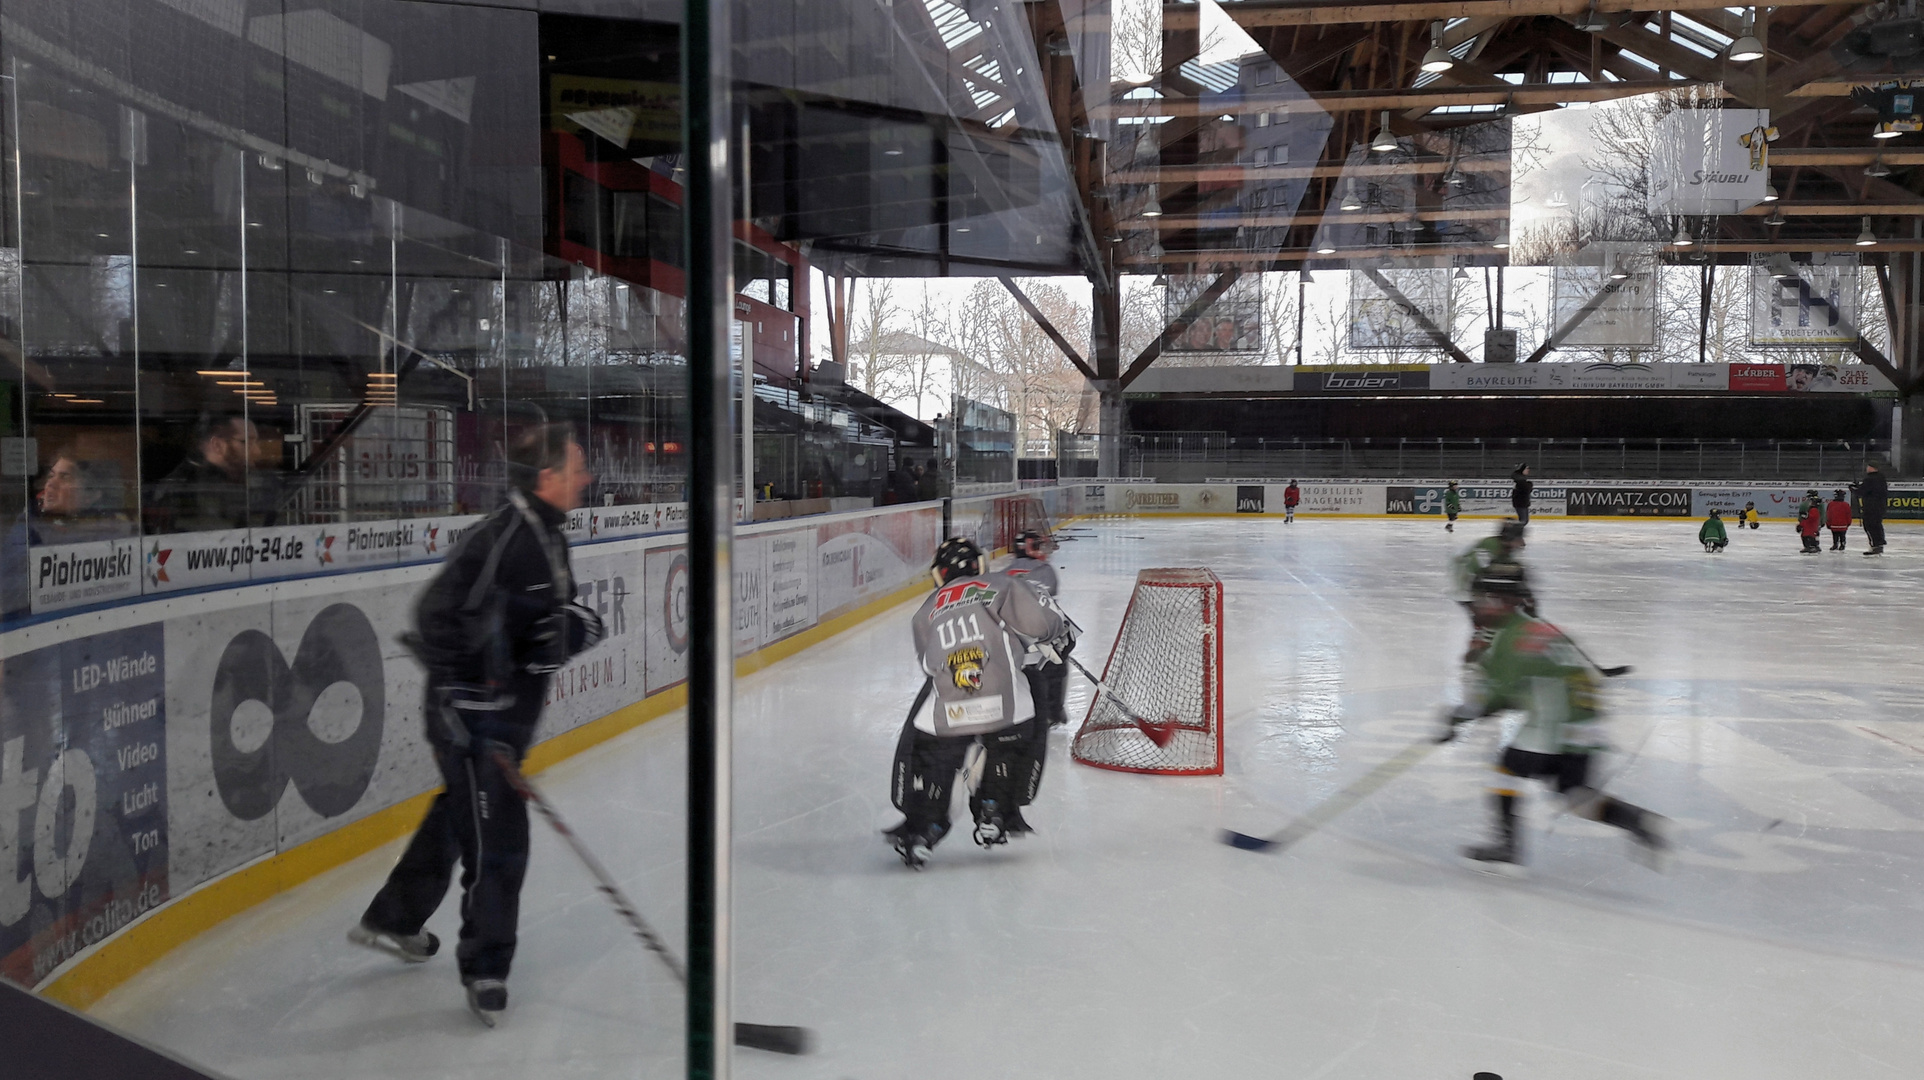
[947,646,986,691]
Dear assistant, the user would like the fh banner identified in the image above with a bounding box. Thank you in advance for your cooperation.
[1749,253,1859,348]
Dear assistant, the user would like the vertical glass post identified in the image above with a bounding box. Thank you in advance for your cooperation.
[682,0,734,1077]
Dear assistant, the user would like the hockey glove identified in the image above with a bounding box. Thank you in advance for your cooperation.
[565,602,605,652]
[1036,626,1075,666]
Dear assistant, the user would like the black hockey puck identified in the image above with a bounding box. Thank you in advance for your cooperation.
[1473,1073,1503,1080]
[1765,818,1784,831]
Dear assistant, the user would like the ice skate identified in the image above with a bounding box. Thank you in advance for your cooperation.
[465,979,507,1027]
[972,798,1009,847]
[884,819,947,869]
[1627,814,1671,872]
[1865,546,1885,556]
[347,920,439,963]
[1000,805,1035,838]
[1462,841,1525,877]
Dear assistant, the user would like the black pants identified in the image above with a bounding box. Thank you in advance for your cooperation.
[1801,532,1821,552]
[1024,656,1070,727]
[1865,514,1886,549]
[363,739,530,981]
[1830,528,1848,550]
[892,719,1044,829]
[1513,504,1530,525]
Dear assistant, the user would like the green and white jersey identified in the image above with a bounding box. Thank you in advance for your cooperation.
[1476,613,1606,754]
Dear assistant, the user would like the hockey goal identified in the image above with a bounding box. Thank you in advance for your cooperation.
[1071,568,1224,776]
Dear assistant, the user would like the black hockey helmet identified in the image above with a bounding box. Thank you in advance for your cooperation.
[1498,520,1526,544]
[932,536,985,584]
[1013,529,1055,559]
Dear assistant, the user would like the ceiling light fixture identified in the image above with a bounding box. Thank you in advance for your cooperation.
[1370,112,1398,153]
[1765,206,1786,226]
[1867,157,1892,178]
[1671,222,1694,247]
[1857,216,1878,246]
[1873,121,1902,140]
[1492,232,1510,250]
[1340,179,1363,211]
[1608,258,1630,281]
[1728,10,1764,62]
[1315,240,1338,254]
[1453,265,1472,282]
[1141,197,1163,218]
[1299,269,1315,284]
[1420,21,1455,74]
[1767,253,1799,279]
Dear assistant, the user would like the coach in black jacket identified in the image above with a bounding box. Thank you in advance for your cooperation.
[1857,460,1890,556]
[351,424,601,1025]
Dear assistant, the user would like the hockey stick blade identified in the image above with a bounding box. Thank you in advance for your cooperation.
[1599,664,1632,677]
[1220,829,1278,852]
[493,752,815,1055]
[735,1023,812,1055]
[1221,738,1440,855]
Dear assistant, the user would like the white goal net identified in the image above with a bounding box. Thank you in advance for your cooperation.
[1071,568,1224,776]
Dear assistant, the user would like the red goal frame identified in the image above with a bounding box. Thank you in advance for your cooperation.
[1071,568,1224,776]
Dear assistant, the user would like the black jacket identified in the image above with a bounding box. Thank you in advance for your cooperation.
[1858,470,1889,518]
[413,489,584,748]
[1511,473,1533,508]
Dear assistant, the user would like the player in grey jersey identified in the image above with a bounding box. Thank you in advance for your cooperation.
[885,536,1067,868]
[1005,530,1077,728]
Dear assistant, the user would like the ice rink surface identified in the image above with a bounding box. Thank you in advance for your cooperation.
[91,516,1924,1079]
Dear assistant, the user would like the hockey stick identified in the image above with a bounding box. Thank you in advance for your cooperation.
[979,607,1178,748]
[491,751,813,1056]
[1221,736,1441,853]
[1058,651,1180,747]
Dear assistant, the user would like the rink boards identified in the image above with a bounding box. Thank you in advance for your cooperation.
[1078,480,1924,520]
[3,482,1089,1004]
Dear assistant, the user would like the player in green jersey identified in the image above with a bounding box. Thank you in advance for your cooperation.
[1440,571,1669,873]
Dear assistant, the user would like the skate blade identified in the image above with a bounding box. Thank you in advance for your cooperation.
[469,1006,500,1028]
[347,925,433,964]
[1461,857,1527,879]
[1629,842,1670,873]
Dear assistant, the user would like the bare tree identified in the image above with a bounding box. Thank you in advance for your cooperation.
[850,275,898,397]
[1110,0,1160,83]
[952,279,1092,448]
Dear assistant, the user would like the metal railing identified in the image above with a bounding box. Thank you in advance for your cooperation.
[1101,434,1891,483]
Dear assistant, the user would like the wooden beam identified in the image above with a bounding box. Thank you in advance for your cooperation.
[1740,203,1924,217]
[1359,267,1477,363]
[1775,148,1924,166]
[1118,148,1924,188]
[1852,335,1910,395]
[1165,0,1836,31]
[1113,157,1508,184]
[1120,239,1924,267]
[1119,270,1244,388]
[998,276,1099,382]
[1133,207,1512,230]
[1097,79,1716,117]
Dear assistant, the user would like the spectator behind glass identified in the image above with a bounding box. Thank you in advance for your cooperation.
[146,414,279,533]
[3,446,134,617]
